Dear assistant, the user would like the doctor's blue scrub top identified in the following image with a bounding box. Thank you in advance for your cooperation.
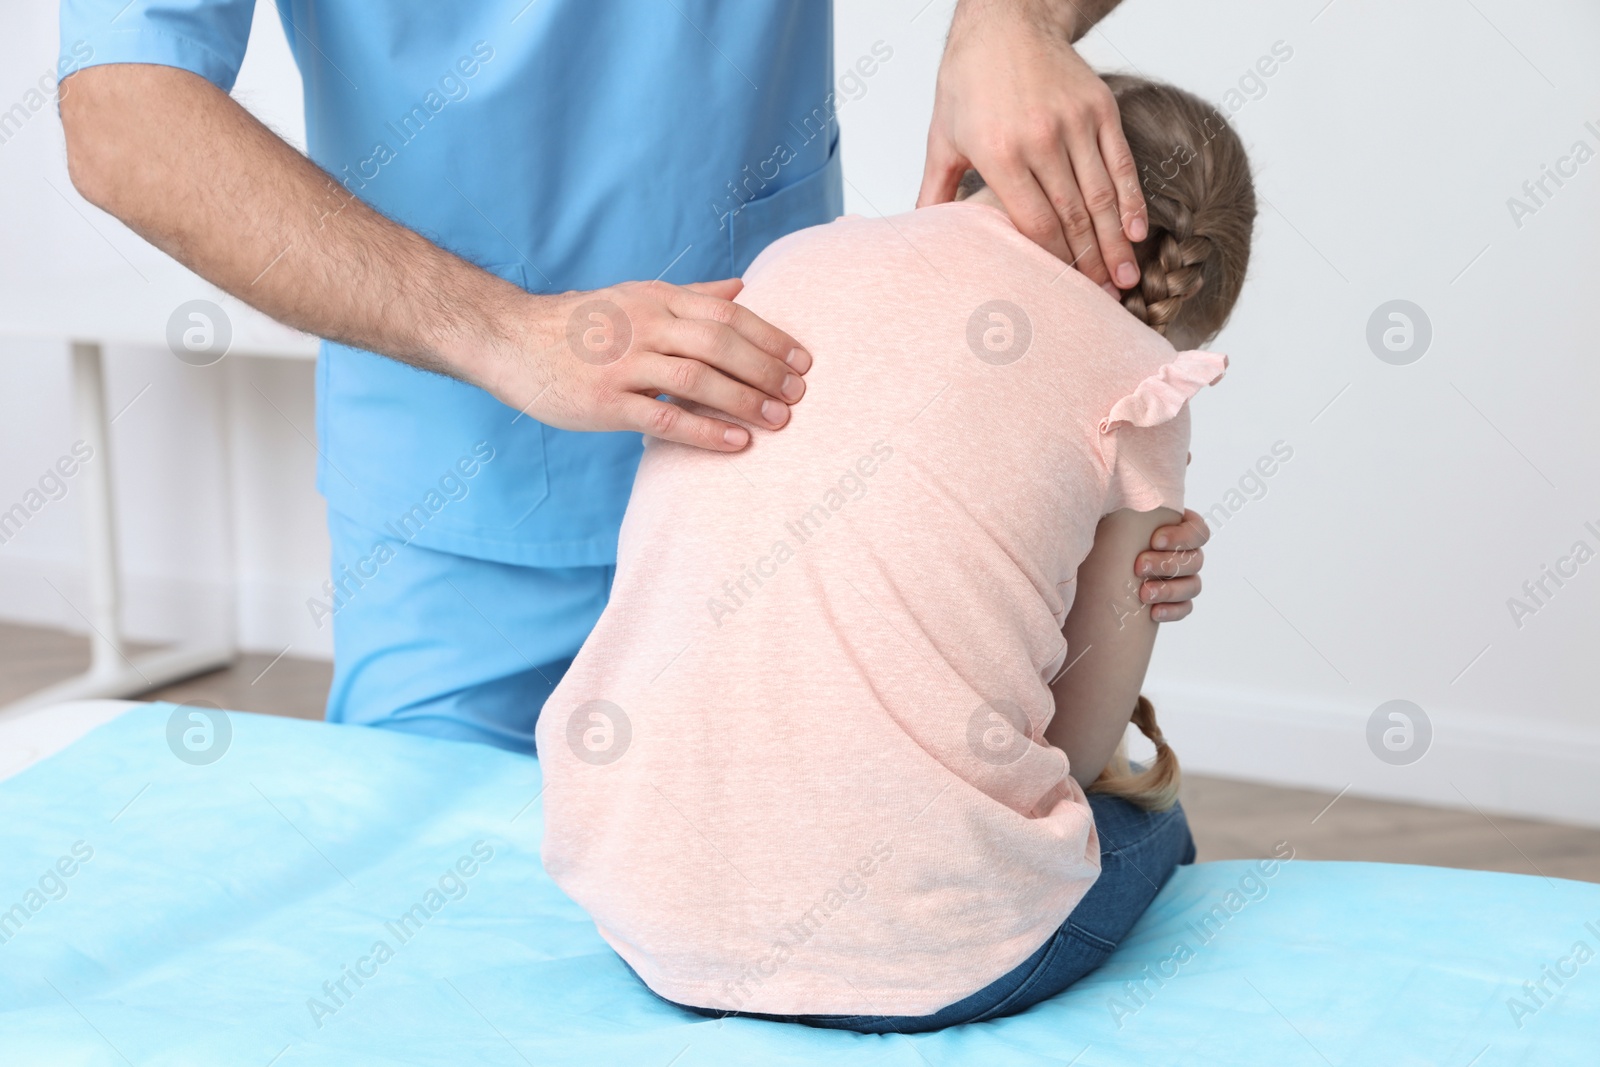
[59,1,844,567]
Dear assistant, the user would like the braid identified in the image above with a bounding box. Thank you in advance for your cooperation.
[1121,202,1214,339]
[1102,73,1256,349]
[1089,695,1182,812]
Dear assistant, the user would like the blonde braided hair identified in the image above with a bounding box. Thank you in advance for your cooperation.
[1089,694,1181,812]
[1120,204,1210,340]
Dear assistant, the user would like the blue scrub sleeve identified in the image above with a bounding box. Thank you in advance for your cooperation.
[59,0,258,92]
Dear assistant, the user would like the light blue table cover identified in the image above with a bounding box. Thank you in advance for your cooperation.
[2,704,1596,1065]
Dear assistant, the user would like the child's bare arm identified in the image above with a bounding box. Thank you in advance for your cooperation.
[1044,506,1181,785]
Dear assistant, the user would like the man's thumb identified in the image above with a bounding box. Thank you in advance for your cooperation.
[917,139,967,209]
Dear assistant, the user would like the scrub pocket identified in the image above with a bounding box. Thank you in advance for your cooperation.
[726,134,844,275]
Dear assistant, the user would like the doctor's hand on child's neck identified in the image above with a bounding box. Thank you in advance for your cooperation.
[949,73,1257,353]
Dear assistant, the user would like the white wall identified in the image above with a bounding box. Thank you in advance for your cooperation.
[3,1,1598,824]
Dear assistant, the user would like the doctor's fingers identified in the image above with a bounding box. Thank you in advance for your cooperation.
[642,317,807,410]
[1060,119,1140,290]
[663,283,813,375]
[608,391,753,452]
[624,348,793,436]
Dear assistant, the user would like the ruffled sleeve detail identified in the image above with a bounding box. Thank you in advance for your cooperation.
[1098,350,1229,433]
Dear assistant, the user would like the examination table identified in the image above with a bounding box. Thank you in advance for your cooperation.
[1,700,1595,1064]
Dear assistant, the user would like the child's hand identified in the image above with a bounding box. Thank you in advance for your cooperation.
[1134,509,1208,621]
[919,0,1147,294]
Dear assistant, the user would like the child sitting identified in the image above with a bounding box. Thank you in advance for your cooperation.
[535,72,1256,1033]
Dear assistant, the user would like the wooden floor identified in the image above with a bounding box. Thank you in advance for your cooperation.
[6,620,1600,882]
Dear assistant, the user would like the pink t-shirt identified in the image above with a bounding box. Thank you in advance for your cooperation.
[535,201,1226,1016]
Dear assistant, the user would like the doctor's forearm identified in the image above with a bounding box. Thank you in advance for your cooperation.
[951,0,1123,44]
[60,63,516,384]
[60,63,810,452]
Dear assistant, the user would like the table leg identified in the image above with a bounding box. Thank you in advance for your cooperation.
[0,341,238,719]
[74,339,123,679]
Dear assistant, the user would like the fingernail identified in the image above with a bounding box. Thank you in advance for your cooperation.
[1140,562,1153,577]
[786,347,812,373]
[761,399,787,427]
[723,426,748,448]
[780,374,804,402]
[1101,281,1118,297]
[1129,216,1148,241]
[1153,534,1169,549]
[1116,262,1139,288]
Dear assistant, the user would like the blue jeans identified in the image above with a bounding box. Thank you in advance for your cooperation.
[675,789,1196,1034]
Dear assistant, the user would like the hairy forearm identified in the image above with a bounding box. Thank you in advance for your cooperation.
[1045,506,1177,784]
[950,0,1123,44]
[60,63,529,388]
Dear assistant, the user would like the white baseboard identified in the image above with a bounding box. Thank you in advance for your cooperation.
[1145,680,1600,829]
